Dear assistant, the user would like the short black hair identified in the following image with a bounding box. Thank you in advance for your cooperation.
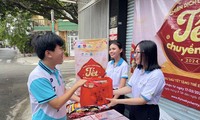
[32,32,64,60]
[135,40,161,71]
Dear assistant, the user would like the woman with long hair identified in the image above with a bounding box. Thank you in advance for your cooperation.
[106,41,129,115]
[107,40,165,120]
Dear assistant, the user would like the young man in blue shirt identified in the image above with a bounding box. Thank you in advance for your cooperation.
[28,32,86,120]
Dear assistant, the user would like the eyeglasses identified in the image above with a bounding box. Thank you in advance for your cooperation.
[133,51,143,55]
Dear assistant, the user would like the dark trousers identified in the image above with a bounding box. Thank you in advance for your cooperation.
[111,95,125,115]
[129,104,159,120]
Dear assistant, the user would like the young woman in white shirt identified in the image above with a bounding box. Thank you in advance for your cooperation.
[107,40,165,120]
[106,41,129,115]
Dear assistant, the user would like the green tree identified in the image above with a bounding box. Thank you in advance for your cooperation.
[0,20,7,42]
[1,10,34,54]
[0,0,78,24]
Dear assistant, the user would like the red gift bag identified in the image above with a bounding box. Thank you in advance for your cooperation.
[80,77,113,107]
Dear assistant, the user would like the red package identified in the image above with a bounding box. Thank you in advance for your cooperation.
[80,77,113,107]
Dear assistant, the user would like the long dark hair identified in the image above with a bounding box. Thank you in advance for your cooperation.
[109,41,127,63]
[135,40,161,71]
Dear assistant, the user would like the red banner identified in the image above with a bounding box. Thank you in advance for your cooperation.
[162,73,200,110]
[131,0,200,110]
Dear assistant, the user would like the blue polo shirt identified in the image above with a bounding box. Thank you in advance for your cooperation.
[27,61,67,120]
[106,58,129,89]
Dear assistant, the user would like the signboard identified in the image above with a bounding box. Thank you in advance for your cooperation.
[109,28,118,41]
[131,0,200,110]
[74,39,108,80]
[109,16,118,41]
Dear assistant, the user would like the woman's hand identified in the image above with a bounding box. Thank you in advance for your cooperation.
[106,98,118,108]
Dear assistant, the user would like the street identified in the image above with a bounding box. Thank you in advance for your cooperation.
[0,48,76,120]
[0,62,35,120]
[0,48,31,120]
[0,48,17,63]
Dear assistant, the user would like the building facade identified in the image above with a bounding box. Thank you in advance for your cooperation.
[32,15,78,56]
[77,0,200,119]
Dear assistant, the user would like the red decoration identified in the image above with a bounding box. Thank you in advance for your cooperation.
[77,58,105,79]
[157,0,200,73]
[80,77,113,107]
[130,43,136,73]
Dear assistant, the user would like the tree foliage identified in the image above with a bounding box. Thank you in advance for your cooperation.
[0,0,78,24]
[0,9,34,53]
[0,0,78,54]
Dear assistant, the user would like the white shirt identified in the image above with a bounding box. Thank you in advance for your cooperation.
[27,61,66,120]
[106,58,129,89]
[128,67,165,104]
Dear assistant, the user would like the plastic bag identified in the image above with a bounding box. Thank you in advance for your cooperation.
[80,77,113,107]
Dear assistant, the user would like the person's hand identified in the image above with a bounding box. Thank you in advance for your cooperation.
[75,79,87,87]
[106,98,118,108]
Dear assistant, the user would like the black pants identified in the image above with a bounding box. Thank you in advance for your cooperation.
[111,95,125,115]
[129,104,159,120]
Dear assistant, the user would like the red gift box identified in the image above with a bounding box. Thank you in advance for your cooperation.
[80,77,113,107]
